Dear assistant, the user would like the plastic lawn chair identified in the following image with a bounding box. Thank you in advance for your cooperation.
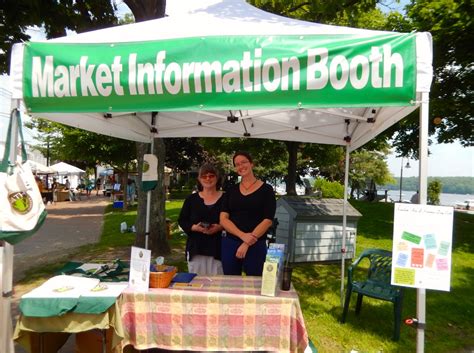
[341,248,403,341]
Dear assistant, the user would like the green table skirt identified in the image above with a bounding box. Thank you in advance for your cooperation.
[13,301,124,353]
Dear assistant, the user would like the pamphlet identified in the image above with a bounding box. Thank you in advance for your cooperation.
[261,262,279,296]
[22,275,99,299]
[261,243,286,296]
[172,283,204,289]
[129,246,151,291]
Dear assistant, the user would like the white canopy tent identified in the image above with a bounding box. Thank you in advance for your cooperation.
[8,0,433,149]
[49,161,85,175]
[2,0,433,352]
[25,160,55,174]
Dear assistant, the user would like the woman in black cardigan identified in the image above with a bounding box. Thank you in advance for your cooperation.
[178,163,224,275]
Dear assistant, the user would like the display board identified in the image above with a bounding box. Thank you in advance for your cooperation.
[391,204,453,291]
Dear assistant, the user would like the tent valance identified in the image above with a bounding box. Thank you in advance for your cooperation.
[23,33,417,113]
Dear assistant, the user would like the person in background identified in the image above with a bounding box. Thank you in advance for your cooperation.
[220,151,276,276]
[178,163,224,275]
[51,177,58,204]
[64,177,76,201]
[411,190,419,204]
[96,177,102,196]
[127,179,136,205]
[35,176,44,192]
[85,178,93,197]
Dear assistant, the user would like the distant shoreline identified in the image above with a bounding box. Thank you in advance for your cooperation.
[382,176,474,195]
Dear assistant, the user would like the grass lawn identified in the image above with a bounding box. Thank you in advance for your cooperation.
[17,199,474,352]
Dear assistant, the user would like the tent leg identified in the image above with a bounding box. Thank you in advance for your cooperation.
[144,136,155,250]
[0,241,15,353]
[1,100,19,353]
[415,92,429,353]
[340,145,350,307]
[145,190,151,250]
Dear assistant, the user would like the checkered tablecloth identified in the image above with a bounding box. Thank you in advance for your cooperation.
[120,275,309,352]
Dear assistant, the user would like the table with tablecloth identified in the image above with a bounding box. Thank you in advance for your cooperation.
[120,275,309,352]
[14,301,124,353]
[13,274,127,353]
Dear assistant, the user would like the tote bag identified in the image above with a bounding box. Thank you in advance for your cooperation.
[0,110,47,244]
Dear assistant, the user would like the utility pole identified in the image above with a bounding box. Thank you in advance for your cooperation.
[399,157,411,202]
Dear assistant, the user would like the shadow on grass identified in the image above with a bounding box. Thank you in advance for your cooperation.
[292,257,474,352]
[293,261,417,349]
[453,212,474,253]
[350,200,395,240]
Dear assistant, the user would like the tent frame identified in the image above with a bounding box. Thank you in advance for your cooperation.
[1,0,433,350]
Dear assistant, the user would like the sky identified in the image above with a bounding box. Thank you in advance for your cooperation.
[2,1,472,178]
[386,143,474,178]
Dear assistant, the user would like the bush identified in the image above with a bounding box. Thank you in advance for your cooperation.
[169,189,192,200]
[313,178,344,198]
[428,179,442,205]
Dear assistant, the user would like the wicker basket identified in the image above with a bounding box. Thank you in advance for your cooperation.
[149,265,177,288]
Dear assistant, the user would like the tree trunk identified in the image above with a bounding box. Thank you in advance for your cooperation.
[125,0,170,255]
[123,0,166,21]
[286,141,299,196]
[135,139,170,255]
[122,168,129,211]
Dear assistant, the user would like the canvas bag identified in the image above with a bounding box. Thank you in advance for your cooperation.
[0,110,47,244]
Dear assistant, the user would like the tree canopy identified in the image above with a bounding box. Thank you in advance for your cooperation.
[407,0,473,147]
[0,0,118,73]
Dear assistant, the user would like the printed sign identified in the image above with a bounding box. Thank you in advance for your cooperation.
[22,33,416,113]
[129,246,151,291]
[391,204,453,291]
[142,154,158,191]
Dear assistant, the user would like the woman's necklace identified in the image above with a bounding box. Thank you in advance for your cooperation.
[241,178,258,191]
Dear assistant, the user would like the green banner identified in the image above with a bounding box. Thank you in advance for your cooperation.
[23,34,416,113]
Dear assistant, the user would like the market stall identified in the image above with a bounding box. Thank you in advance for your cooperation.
[2,0,433,351]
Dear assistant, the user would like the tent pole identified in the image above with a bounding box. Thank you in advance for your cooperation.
[340,145,350,306]
[1,103,19,353]
[416,92,429,353]
[145,137,154,250]
[0,241,14,353]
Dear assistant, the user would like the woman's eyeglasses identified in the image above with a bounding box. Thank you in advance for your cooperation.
[200,174,216,180]
[234,160,250,168]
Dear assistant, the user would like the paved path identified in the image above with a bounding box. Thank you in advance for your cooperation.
[11,196,109,353]
[13,196,109,282]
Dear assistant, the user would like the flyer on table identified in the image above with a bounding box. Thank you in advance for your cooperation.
[391,204,453,291]
[129,246,151,291]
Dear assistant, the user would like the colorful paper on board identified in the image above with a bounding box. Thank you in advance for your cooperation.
[392,204,453,291]
[401,231,422,245]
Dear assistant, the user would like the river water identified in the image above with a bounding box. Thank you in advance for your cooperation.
[276,184,472,207]
[385,190,473,206]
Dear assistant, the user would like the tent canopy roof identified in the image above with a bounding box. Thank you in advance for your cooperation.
[26,160,56,174]
[50,162,85,175]
[10,0,433,151]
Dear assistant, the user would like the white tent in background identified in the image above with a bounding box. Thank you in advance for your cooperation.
[2,0,433,352]
[25,160,55,174]
[50,162,85,175]
[50,162,86,189]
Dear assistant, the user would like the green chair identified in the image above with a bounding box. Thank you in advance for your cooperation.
[341,248,403,341]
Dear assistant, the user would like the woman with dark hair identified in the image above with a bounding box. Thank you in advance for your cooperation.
[220,151,276,276]
[178,163,224,275]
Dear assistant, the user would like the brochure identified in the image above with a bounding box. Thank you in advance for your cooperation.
[261,243,286,296]
[129,246,151,291]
